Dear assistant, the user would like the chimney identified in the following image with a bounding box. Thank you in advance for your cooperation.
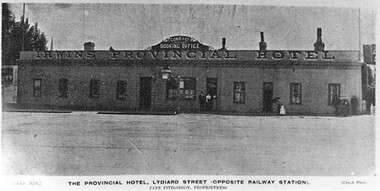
[259,32,267,51]
[84,42,95,51]
[313,28,325,51]
[221,37,226,50]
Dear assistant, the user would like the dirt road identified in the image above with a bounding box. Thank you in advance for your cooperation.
[1,112,375,176]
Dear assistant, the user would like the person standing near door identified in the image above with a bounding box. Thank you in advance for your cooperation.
[263,83,273,112]
[275,97,283,115]
[350,96,358,115]
[199,92,205,111]
[212,94,217,111]
[205,93,212,111]
[332,95,340,115]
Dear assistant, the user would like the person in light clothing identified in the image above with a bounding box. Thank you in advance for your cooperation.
[205,94,212,111]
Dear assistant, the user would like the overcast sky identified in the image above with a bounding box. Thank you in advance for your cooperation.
[8,0,376,51]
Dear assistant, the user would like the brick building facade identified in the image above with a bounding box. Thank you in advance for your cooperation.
[15,31,363,115]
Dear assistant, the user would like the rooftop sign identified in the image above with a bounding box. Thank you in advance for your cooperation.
[150,35,212,51]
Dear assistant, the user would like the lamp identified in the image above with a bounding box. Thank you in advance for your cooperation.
[161,65,171,80]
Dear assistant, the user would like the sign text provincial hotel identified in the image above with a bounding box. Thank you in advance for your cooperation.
[33,50,336,61]
[29,36,337,61]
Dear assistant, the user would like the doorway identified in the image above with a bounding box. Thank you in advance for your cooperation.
[263,82,273,112]
[139,77,152,109]
[206,78,217,111]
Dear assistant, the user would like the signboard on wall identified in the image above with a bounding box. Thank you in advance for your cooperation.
[23,50,346,61]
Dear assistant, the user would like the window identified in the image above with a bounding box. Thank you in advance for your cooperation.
[234,82,245,103]
[167,77,196,100]
[180,78,196,99]
[116,80,127,100]
[59,78,68,98]
[166,77,178,100]
[2,68,13,87]
[33,79,42,97]
[290,83,302,104]
[89,79,100,98]
[328,83,341,105]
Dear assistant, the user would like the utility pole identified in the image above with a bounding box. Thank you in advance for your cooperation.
[82,4,85,43]
[50,37,53,51]
[21,3,25,51]
[358,8,361,62]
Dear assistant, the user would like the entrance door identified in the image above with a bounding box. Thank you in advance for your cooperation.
[139,77,152,109]
[206,78,217,111]
[263,82,273,112]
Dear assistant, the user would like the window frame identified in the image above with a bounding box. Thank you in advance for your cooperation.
[33,78,42,97]
[289,83,302,105]
[167,77,196,100]
[166,77,178,100]
[233,81,245,104]
[58,78,68,98]
[89,79,100,99]
[116,80,127,100]
[328,83,341,105]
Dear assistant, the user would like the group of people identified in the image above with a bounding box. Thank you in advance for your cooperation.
[198,92,215,111]
[197,92,360,116]
[198,92,286,114]
[273,97,285,115]
[332,95,356,116]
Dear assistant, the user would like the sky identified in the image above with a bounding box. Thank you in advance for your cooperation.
[7,0,377,52]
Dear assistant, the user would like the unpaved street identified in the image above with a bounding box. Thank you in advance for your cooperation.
[1,112,375,176]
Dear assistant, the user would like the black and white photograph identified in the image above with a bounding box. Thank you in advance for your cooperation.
[1,0,378,190]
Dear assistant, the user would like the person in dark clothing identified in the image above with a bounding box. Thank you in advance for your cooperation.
[332,95,340,115]
[276,97,282,115]
[351,96,358,115]
[264,89,273,112]
[341,99,350,117]
[199,92,205,111]
[365,88,375,114]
